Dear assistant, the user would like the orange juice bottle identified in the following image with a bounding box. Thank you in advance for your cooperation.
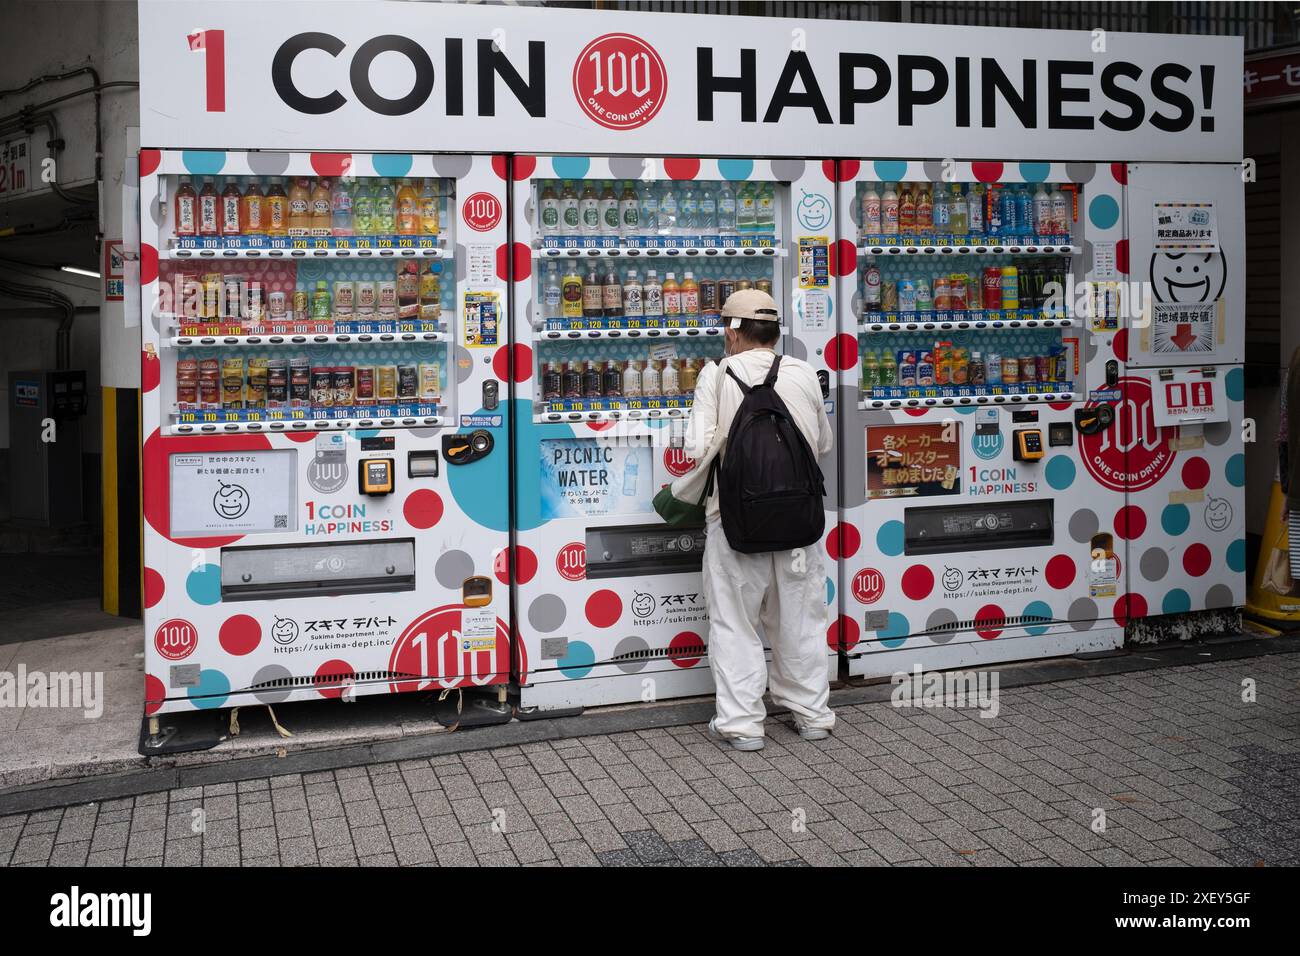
[310,178,332,236]
[287,177,312,236]
[396,178,420,235]
[680,270,700,318]
[263,178,288,237]
[662,272,681,316]
[240,177,264,235]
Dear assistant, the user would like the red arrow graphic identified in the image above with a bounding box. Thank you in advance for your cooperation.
[1170,324,1197,350]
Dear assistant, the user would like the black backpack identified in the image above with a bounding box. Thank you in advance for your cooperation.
[714,354,826,554]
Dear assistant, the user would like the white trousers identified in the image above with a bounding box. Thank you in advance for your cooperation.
[702,518,836,739]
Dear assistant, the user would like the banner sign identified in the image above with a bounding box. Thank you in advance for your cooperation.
[139,1,1243,161]
[866,423,961,498]
[540,437,653,519]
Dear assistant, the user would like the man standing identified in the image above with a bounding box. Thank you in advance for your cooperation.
[685,289,836,751]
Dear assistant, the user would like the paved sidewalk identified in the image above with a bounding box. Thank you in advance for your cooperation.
[2,653,1298,867]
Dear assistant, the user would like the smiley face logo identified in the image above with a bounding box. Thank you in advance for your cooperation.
[941,567,963,592]
[212,481,250,520]
[797,190,832,231]
[270,616,299,646]
[1204,496,1233,532]
[1149,251,1226,305]
[631,591,656,619]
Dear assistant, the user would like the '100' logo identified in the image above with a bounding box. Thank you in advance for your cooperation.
[1081,376,1179,492]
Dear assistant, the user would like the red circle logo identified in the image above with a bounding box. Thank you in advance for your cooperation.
[572,33,668,131]
[462,191,502,232]
[1081,376,1179,492]
[388,606,510,694]
[852,568,885,605]
[557,542,587,582]
[153,618,198,661]
[663,448,696,478]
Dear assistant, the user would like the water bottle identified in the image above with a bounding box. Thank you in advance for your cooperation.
[622,452,639,496]
[658,183,678,236]
[1015,186,1034,239]
[638,182,659,236]
[698,184,717,232]
[717,184,737,236]
[1000,187,1018,237]
[679,186,698,233]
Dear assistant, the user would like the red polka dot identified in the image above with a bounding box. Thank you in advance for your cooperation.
[494,154,535,180]
[664,158,701,180]
[138,149,161,178]
[972,162,1005,183]
[492,155,509,180]
[905,407,928,418]
[830,238,857,278]
[144,567,165,609]
[314,659,355,699]
[283,432,318,443]
[1181,456,1210,490]
[144,674,166,716]
[1115,238,1129,275]
[585,589,622,628]
[1049,401,1073,411]
[829,614,859,651]
[142,349,160,393]
[143,430,271,547]
[1045,555,1076,589]
[1110,162,1128,184]
[403,489,444,529]
[1114,505,1147,540]
[140,242,158,285]
[219,614,261,656]
[823,159,859,182]
[309,152,352,177]
[1112,328,1129,363]
[974,604,1005,640]
[826,522,861,560]
[901,564,934,600]
[1183,543,1211,576]
[1114,592,1146,627]
[493,343,532,383]
[586,420,617,432]
[495,545,538,586]
[823,333,859,371]
[669,631,705,668]
[497,241,531,281]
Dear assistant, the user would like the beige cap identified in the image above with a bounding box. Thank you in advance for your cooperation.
[721,288,780,326]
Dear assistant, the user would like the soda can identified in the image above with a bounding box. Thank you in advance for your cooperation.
[1002,356,1021,384]
[982,267,1002,309]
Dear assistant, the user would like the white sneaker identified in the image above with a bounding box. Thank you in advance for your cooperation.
[795,722,831,742]
[707,717,765,752]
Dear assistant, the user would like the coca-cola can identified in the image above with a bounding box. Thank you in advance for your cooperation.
[982,267,1002,310]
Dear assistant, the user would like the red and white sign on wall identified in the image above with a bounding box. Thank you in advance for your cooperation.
[1081,376,1180,491]
[663,447,696,478]
[0,135,30,200]
[154,618,198,661]
[557,542,586,581]
[462,191,502,232]
[1152,370,1228,427]
[852,568,885,605]
[572,33,668,130]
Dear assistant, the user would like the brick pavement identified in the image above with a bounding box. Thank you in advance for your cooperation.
[2,654,1298,867]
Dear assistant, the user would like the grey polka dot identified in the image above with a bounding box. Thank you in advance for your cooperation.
[838,383,867,509]
[922,161,947,183]
[247,152,291,176]
[251,664,294,704]
[1203,421,1231,446]
[455,243,467,282]
[431,155,472,179]
[525,297,535,329]
[1083,330,1101,364]
[523,195,535,228]
[926,607,958,644]
[1205,583,1235,609]
[528,593,566,633]
[609,157,646,180]
[613,636,650,673]
[1069,597,1098,630]
[149,194,163,227]
[850,289,863,321]
[434,550,475,589]
[849,193,862,229]
[786,336,807,361]
[1065,163,1097,184]
[454,346,473,385]
[1140,547,1169,582]
[1069,509,1099,543]
[770,159,806,182]
[1078,239,1094,275]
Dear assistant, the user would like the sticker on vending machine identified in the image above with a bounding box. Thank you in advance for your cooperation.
[460,608,497,652]
[797,236,830,289]
[463,290,500,347]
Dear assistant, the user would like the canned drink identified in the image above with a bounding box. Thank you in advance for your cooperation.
[985,351,1003,385]
[245,282,265,322]
[377,365,397,401]
[881,280,898,311]
[356,282,377,311]
[718,279,737,305]
[755,278,772,295]
[396,364,418,400]
[1037,354,1054,383]
[221,357,245,408]
[332,366,356,407]
[290,358,311,407]
[736,279,753,291]
[949,274,970,311]
[1000,265,1020,310]
[222,278,242,321]
[699,279,718,313]
[1019,356,1037,382]
[355,366,376,404]
[982,267,1002,309]
[420,363,442,403]
[200,358,221,407]
[1002,356,1021,384]
[267,358,288,407]
[268,291,288,320]
[246,358,268,408]
[312,366,334,407]
[293,290,309,322]
[933,276,951,311]
[176,358,198,408]
[333,281,355,311]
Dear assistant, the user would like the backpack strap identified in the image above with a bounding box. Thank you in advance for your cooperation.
[762,352,783,388]
[724,365,752,396]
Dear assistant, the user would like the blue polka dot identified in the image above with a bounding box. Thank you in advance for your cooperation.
[453,400,570,532]
[1225,366,1244,402]
[181,150,226,175]
[873,161,908,183]
[718,159,754,181]
[373,153,413,177]
[1227,539,1246,573]
[350,429,380,440]
[951,405,976,415]
[1088,194,1120,230]
[877,520,904,557]
[1019,162,1051,183]
[645,418,671,429]
[1162,588,1191,614]
[1161,504,1190,536]
[188,669,231,709]
[877,611,910,649]
[1023,600,1053,636]
[552,156,591,180]
[825,576,835,606]
[185,563,222,606]
[1045,455,1076,490]
[558,640,595,679]
[1225,454,1245,488]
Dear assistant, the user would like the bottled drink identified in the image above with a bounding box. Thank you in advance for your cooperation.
[657,183,678,236]
[986,186,1002,236]
[174,179,198,236]
[662,358,679,397]
[600,182,620,238]
[623,361,642,397]
[543,265,562,321]
[932,184,949,234]
[562,362,581,399]
[240,178,264,235]
[374,179,397,235]
[1015,186,1034,238]
[560,180,580,236]
[756,183,775,232]
[539,181,559,238]
[603,360,622,398]
[860,182,881,235]
[643,269,664,318]
[198,177,220,236]
[580,180,600,237]
[679,186,697,233]
[717,183,737,236]
[622,268,644,317]
[396,178,419,235]
[1033,184,1052,236]
[542,363,561,401]
[915,185,933,234]
[582,360,602,399]
[637,182,658,236]
[861,350,878,391]
[898,182,916,236]
[351,181,374,236]
[736,183,757,233]
[330,179,354,236]
[561,266,583,318]
[311,178,333,236]
[663,272,681,316]
[419,179,440,236]
[287,177,312,236]
[698,184,717,232]
[948,184,968,235]
[968,183,984,236]
[220,178,242,236]
[863,261,882,308]
[681,271,700,317]
[878,350,898,387]
[881,182,899,236]
[619,180,640,240]
[1050,186,1070,237]
[264,178,289,237]
[1000,186,1018,237]
[583,266,603,319]
[602,267,623,317]
[642,360,661,396]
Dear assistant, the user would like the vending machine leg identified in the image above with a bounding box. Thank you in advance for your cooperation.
[137,710,226,756]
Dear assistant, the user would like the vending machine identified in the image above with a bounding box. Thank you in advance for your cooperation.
[834,161,1128,676]
[140,150,513,720]
[509,156,843,711]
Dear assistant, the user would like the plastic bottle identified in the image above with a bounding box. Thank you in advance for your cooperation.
[679,186,698,234]
[419,179,440,236]
[968,183,984,236]
[932,184,949,235]
[860,182,881,235]
[311,178,333,236]
[985,186,1002,237]
[599,181,620,238]
[623,361,642,397]
[915,185,933,235]
[603,266,623,317]
[220,178,242,236]
[861,350,878,391]
[898,182,916,236]
[559,180,580,236]
[681,271,700,317]
[1033,184,1052,236]
[580,180,601,237]
[583,266,604,319]
[1000,186,1018,238]
[662,358,679,397]
[287,177,312,236]
[240,178,264,235]
[561,266,583,318]
[264,178,289,237]
[174,179,198,236]
[642,360,661,396]
[395,178,419,235]
[736,183,756,233]
[350,181,374,236]
[330,179,354,236]
[539,181,559,238]
[756,183,775,233]
[543,264,562,321]
[698,184,717,232]
[643,269,664,319]
[717,183,737,236]
[863,261,882,308]
[198,177,220,237]
[619,181,640,241]
[637,181,658,237]
[1015,186,1034,238]
[948,183,968,235]
[663,272,681,317]
[881,182,899,236]
[1050,185,1070,238]
[374,179,397,235]
[623,268,644,317]
[658,182,678,236]
[878,350,897,387]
